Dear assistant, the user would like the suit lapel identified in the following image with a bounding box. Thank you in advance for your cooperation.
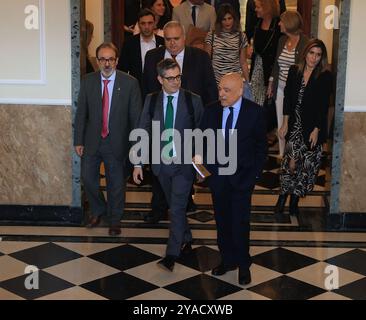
[234,99,246,130]
[94,72,103,120]
[175,89,185,133]
[109,72,122,119]
[156,91,165,134]
[135,36,143,74]
[181,47,190,89]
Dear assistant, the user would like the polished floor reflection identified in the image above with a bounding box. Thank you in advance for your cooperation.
[1,153,365,300]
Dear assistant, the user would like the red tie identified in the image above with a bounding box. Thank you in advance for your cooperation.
[102,79,110,138]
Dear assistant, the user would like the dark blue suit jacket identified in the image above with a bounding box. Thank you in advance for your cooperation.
[200,98,267,192]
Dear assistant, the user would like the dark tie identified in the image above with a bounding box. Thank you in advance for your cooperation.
[191,6,197,26]
[163,95,174,159]
[101,79,110,138]
[225,107,233,156]
[171,54,177,61]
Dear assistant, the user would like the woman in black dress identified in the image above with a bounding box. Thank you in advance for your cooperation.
[274,39,333,216]
[249,0,281,107]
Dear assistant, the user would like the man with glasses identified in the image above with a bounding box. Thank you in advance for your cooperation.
[74,42,142,236]
[143,21,217,223]
[133,58,204,271]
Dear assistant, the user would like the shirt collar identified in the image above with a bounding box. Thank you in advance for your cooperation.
[224,97,242,111]
[101,70,116,81]
[163,90,179,100]
[140,34,156,44]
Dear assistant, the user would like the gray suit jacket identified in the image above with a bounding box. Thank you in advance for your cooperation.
[173,2,216,34]
[74,70,142,161]
[138,89,204,178]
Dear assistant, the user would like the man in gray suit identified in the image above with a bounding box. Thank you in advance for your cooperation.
[74,42,142,236]
[173,0,216,34]
[133,59,204,271]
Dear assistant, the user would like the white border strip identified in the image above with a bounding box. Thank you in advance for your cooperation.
[0,98,71,105]
[0,0,46,85]
[344,105,366,112]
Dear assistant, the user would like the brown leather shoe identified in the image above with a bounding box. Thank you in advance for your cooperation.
[108,225,121,236]
[85,215,101,228]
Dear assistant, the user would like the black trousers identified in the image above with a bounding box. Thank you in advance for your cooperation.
[209,175,252,269]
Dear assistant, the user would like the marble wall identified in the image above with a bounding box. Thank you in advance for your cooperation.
[0,105,72,206]
[339,113,366,213]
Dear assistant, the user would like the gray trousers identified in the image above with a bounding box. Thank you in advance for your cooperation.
[158,164,193,257]
[81,136,126,226]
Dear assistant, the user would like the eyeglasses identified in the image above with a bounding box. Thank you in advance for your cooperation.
[162,74,182,82]
[97,57,116,64]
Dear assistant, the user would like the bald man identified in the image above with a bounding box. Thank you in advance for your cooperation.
[199,73,267,285]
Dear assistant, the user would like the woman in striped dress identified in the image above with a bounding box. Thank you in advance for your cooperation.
[267,11,309,157]
[204,3,249,84]
[274,39,332,216]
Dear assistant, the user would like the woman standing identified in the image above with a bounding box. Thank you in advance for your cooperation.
[267,11,309,157]
[275,39,332,216]
[250,0,281,106]
[204,3,249,84]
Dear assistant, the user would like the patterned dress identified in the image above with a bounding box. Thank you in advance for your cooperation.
[205,31,248,84]
[280,79,323,197]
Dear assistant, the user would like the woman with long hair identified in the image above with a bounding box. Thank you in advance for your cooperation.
[204,3,249,84]
[275,39,333,216]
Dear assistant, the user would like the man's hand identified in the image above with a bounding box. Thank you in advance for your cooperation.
[133,167,144,185]
[192,155,203,164]
[75,146,84,157]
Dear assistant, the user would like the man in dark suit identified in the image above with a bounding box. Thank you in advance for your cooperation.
[133,59,204,271]
[143,20,217,106]
[118,8,164,89]
[74,42,142,236]
[198,72,267,284]
[143,20,217,223]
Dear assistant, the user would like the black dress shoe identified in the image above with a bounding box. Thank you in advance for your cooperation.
[157,255,176,272]
[144,211,167,223]
[211,263,237,276]
[238,267,251,285]
[108,225,121,236]
[85,215,101,228]
[180,242,193,255]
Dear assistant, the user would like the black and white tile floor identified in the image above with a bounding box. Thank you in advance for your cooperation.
[1,155,365,300]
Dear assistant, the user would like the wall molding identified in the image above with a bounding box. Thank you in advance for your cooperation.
[0,0,46,85]
[0,98,71,105]
[344,105,366,112]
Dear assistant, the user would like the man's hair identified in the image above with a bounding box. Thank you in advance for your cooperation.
[96,42,119,58]
[138,8,156,21]
[156,58,181,77]
[163,20,185,35]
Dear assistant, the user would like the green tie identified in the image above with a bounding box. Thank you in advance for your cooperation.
[163,95,174,159]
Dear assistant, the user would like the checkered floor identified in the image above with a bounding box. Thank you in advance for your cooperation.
[2,153,363,301]
[0,240,366,300]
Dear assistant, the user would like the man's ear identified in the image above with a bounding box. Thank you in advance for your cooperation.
[157,75,163,86]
